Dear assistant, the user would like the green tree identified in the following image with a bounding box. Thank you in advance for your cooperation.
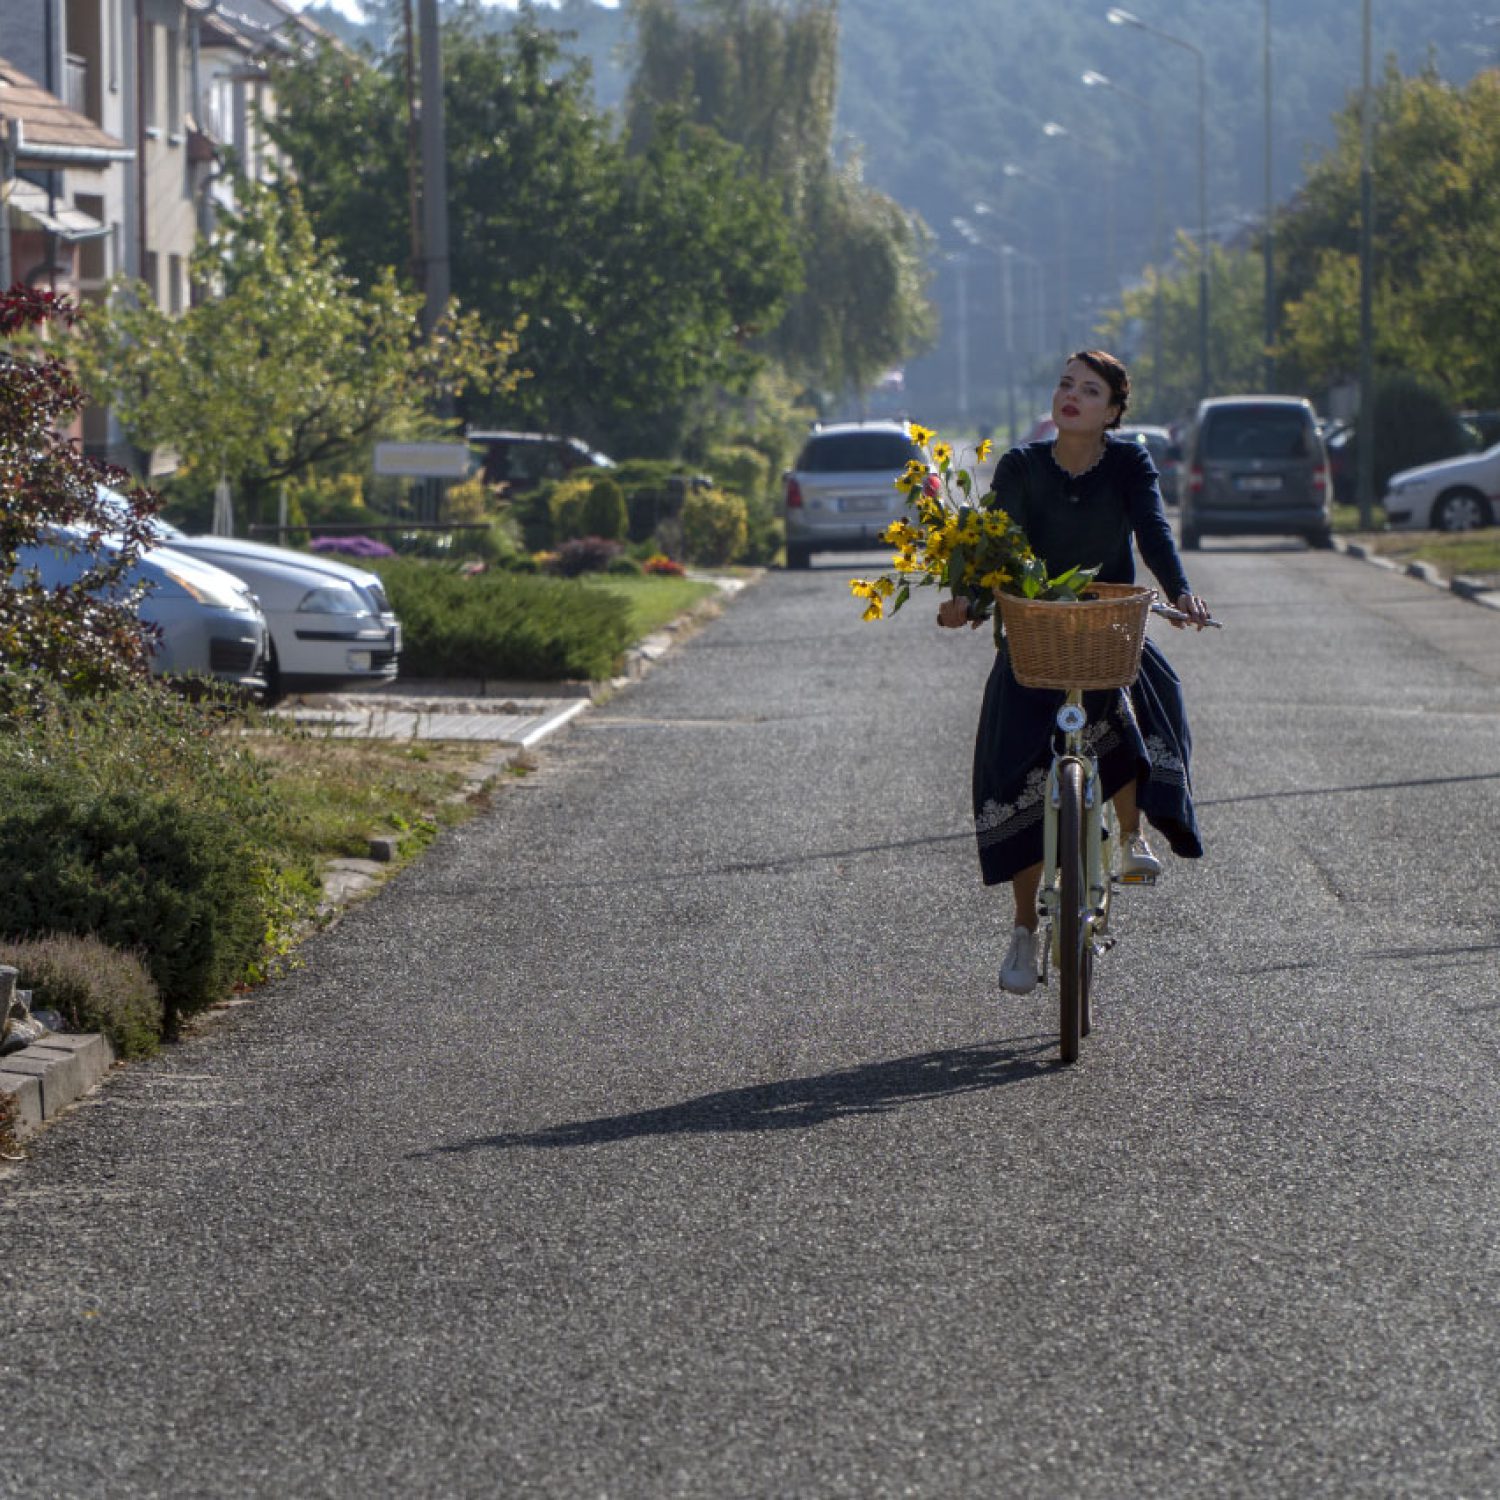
[1,288,157,700]
[624,0,936,404]
[1276,65,1500,405]
[266,21,801,458]
[74,184,518,523]
[1096,234,1268,420]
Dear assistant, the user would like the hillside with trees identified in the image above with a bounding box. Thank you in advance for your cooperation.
[295,0,1499,428]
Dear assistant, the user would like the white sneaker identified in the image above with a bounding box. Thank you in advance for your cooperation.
[999,924,1039,994]
[1121,830,1163,879]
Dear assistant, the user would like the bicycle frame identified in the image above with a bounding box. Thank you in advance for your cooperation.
[1037,690,1115,982]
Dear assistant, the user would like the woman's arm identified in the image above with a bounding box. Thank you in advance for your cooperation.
[1123,445,1212,627]
[1123,444,1191,600]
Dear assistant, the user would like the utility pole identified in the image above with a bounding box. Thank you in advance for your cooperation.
[402,0,422,292]
[1356,0,1376,528]
[417,0,450,342]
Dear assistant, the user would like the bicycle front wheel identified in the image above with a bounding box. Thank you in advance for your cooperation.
[1057,759,1086,1064]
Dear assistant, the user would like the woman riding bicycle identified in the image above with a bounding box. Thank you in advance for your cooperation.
[937,349,1212,995]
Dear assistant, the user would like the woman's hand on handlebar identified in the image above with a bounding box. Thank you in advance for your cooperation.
[1171,591,1212,630]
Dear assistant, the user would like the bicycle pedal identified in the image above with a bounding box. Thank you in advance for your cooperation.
[1116,871,1158,887]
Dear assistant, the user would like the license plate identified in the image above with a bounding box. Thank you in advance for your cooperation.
[1236,475,1283,492]
[840,494,891,513]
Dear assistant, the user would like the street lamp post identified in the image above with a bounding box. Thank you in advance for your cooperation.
[1081,69,1164,414]
[1107,6,1209,404]
[1003,161,1068,356]
[1356,0,1376,528]
[1263,0,1276,391]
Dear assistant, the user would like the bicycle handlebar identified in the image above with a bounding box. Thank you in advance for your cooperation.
[1151,601,1223,629]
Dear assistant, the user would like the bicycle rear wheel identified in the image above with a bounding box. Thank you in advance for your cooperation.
[1057,759,1086,1064]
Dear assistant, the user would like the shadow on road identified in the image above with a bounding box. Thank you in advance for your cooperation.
[1236,939,1500,978]
[1199,768,1500,808]
[423,1036,1058,1156]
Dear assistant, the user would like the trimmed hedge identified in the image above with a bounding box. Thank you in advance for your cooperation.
[374,559,633,681]
[0,779,271,1035]
[0,933,164,1057]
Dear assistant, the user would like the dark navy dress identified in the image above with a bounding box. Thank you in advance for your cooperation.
[970,435,1203,885]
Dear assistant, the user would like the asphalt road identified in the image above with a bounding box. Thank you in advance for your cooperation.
[3,541,1499,1498]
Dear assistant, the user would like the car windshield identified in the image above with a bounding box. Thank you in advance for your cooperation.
[95,485,186,540]
[798,433,921,473]
[1202,410,1313,460]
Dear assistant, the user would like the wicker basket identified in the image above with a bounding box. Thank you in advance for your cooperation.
[996,581,1155,690]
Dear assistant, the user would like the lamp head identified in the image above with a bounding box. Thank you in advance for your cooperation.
[1081,69,1111,87]
[1042,121,1069,137]
[1106,7,1142,27]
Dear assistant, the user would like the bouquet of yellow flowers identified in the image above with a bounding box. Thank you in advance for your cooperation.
[849,424,1097,636]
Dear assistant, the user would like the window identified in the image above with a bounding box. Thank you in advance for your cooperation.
[142,251,159,305]
[1202,409,1312,462]
[796,432,922,473]
[168,254,184,315]
[140,23,159,133]
[166,28,181,137]
[75,194,109,283]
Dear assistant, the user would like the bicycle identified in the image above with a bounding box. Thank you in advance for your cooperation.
[996,584,1219,1064]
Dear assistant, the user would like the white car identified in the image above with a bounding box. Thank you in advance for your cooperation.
[99,489,402,700]
[13,530,270,696]
[1382,443,1500,532]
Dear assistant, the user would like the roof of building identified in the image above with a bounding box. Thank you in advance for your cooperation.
[0,56,132,164]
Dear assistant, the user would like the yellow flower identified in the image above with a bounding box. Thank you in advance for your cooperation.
[909,423,935,448]
[850,578,874,599]
[862,598,883,622]
[979,567,1013,590]
[894,549,924,574]
[874,576,896,598]
[977,438,994,461]
[933,440,952,467]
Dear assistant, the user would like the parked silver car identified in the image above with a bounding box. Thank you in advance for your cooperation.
[97,488,401,700]
[782,421,925,569]
[13,529,270,696]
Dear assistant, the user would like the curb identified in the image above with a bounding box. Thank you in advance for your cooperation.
[1333,539,1500,611]
[0,1033,116,1141]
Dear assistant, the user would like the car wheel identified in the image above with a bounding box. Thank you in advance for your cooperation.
[785,544,812,570]
[1431,487,1492,532]
[1307,526,1334,550]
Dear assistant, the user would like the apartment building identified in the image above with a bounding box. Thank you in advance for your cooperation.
[1,0,326,456]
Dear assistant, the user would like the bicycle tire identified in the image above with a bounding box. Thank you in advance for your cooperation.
[1057,759,1086,1064]
[1082,809,1115,1039]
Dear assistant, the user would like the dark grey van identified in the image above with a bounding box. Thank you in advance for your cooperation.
[1179,396,1331,550]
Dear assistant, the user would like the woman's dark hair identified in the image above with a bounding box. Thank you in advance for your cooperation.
[1071,348,1130,429]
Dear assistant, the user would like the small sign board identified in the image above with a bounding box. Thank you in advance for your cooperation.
[373,441,472,479]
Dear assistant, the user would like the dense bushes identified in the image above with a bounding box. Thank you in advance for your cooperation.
[550,475,629,543]
[0,934,163,1058]
[0,681,310,1037]
[681,486,749,567]
[1372,374,1473,494]
[374,559,633,680]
